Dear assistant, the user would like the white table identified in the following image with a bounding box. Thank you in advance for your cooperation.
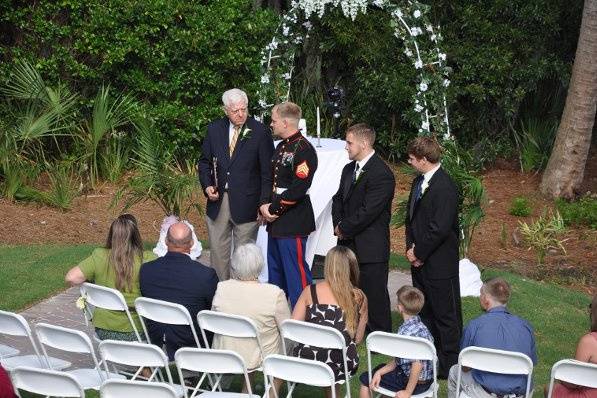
[257,137,350,281]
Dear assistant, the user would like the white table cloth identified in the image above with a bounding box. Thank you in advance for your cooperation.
[257,137,350,281]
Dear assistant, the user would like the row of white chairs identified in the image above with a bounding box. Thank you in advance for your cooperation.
[10,348,337,398]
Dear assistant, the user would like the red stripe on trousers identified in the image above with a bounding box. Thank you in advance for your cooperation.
[296,237,307,288]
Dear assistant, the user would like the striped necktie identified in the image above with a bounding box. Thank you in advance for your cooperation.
[229,126,241,156]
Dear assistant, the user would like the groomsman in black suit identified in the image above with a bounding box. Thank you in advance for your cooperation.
[198,88,274,281]
[332,123,395,333]
[404,136,462,379]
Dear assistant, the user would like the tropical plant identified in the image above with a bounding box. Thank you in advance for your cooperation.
[79,85,137,188]
[99,135,130,183]
[40,162,81,211]
[512,117,558,172]
[518,209,567,264]
[113,118,201,218]
[440,140,486,258]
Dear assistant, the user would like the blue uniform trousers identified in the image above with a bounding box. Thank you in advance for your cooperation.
[267,235,312,308]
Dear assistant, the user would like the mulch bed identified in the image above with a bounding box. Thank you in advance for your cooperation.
[1,155,595,294]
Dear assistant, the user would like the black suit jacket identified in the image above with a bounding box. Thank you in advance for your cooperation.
[198,117,274,224]
[139,252,218,359]
[331,154,395,263]
[405,167,460,280]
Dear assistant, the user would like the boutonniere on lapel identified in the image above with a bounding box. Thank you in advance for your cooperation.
[355,170,366,184]
[240,126,252,141]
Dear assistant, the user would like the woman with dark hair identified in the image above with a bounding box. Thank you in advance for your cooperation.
[547,294,597,398]
[66,214,156,341]
[292,245,368,398]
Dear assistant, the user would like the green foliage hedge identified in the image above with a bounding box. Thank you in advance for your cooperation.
[0,0,277,159]
[0,0,583,160]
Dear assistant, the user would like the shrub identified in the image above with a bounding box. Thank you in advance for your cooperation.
[518,210,567,264]
[556,197,597,229]
[509,196,532,217]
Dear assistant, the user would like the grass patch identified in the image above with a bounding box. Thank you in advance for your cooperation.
[2,245,590,397]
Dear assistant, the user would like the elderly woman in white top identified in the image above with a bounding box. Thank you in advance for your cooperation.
[211,243,290,373]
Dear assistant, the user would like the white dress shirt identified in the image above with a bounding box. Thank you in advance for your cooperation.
[421,163,441,194]
[354,150,375,180]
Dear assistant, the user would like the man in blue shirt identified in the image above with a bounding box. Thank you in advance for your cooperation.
[448,277,537,398]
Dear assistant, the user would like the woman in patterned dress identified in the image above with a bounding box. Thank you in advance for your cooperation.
[292,245,368,398]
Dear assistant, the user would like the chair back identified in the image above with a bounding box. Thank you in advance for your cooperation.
[366,332,437,398]
[10,366,84,397]
[135,297,201,347]
[196,310,263,357]
[280,319,345,351]
[80,282,141,341]
[0,310,43,358]
[0,344,19,359]
[280,319,350,397]
[35,322,102,376]
[175,348,253,396]
[100,379,178,398]
[547,359,597,397]
[456,346,534,398]
[0,310,32,337]
[262,354,336,398]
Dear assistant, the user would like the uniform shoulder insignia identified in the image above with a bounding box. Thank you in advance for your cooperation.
[295,160,310,179]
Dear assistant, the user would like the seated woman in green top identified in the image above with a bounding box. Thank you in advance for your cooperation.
[65,214,156,341]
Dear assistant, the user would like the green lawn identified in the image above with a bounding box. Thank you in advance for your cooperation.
[0,244,591,397]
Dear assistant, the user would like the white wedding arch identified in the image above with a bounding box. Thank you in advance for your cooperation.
[256,0,451,138]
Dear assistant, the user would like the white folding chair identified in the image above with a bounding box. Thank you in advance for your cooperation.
[197,310,265,372]
[280,319,351,398]
[98,340,184,396]
[10,366,85,397]
[175,347,260,398]
[35,322,125,390]
[455,346,534,398]
[262,354,336,398]
[101,379,179,398]
[366,332,437,398]
[80,282,142,342]
[547,359,597,397]
[135,297,202,351]
[0,310,71,371]
[0,343,19,359]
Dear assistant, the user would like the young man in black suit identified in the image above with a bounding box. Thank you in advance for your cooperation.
[198,88,274,281]
[139,222,219,360]
[404,136,463,379]
[331,123,395,333]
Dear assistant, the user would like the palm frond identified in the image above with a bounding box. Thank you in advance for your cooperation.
[0,60,47,102]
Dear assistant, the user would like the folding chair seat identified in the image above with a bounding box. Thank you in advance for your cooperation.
[547,359,597,397]
[10,366,84,397]
[366,332,437,398]
[0,343,19,359]
[0,310,70,371]
[80,282,142,342]
[101,379,179,398]
[98,340,184,397]
[35,322,125,390]
[280,319,352,398]
[175,347,260,398]
[135,297,202,353]
[197,310,265,372]
[455,346,534,398]
[262,354,336,398]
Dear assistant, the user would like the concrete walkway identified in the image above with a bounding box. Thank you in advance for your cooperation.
[6,252,411,369]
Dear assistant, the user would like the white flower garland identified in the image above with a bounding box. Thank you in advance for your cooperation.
[257,0,451,139]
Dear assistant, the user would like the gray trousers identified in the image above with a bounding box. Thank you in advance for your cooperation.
[206,193,259,281]
[447,365,522,398]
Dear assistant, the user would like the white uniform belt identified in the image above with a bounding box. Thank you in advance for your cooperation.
[275,187,310,194]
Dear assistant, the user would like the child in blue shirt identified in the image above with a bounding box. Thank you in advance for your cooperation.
[359,286,434,398]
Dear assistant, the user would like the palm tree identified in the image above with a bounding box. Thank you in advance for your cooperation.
[540,0,597,199]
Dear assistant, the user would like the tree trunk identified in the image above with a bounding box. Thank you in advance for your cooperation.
[540,0,597,199]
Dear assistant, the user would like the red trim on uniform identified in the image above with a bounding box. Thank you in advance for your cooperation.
[296,237,307,288]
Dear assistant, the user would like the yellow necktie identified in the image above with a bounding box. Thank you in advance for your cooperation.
[229,126,241,156]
